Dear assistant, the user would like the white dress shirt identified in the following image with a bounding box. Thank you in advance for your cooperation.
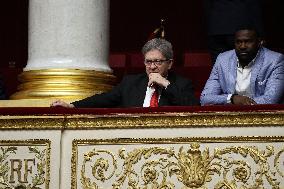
[235,61,253,97]
[227,52,259,103]
[143,87,161,107]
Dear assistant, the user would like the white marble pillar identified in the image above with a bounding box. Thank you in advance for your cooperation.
[25,0,110,72]
[11,0,114,101]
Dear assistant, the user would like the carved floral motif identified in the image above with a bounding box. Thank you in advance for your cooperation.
[0,146,17,188]
[79,143,284,189]
[0,145,48,189]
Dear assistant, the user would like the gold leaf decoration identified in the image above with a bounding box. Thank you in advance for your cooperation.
[28,146,47,187]
[0,146,17,189]
[78,142,284,189]
[81,149,117,189]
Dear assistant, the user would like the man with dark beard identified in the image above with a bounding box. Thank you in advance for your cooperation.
[201,27,284,105]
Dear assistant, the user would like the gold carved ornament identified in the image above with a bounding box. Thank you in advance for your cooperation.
[78,143,284,189]
[0,146,49,189]
[0,147,17,188]
[81,149,117,189]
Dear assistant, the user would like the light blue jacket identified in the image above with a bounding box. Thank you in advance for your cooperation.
[201,47,284,105]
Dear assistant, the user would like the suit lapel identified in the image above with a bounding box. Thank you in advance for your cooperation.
[159,92,169,106]
[228,53,238,94]
[159,72,175,106]
[134,74,148,106]
[250,48,264,95]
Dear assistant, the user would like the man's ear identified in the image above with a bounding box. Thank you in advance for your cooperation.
[258,38,265,47]
[260,39,265,46]
[168,60,173,70]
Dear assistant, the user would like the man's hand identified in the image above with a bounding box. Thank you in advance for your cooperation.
[50,99,75,108]
[148,73,170,88]
[231,95,257,105]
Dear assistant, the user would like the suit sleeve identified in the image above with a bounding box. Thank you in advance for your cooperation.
[71,77,126,108]
[162,78,199,106]
[200,56,229,105]
[253,56,284,104]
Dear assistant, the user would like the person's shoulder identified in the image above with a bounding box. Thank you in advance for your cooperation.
[120,73,147,83]
[218,49,235,58]
[168,72,192,84]
[215,49,236,66]
[261,47,284,64]
[122,73,146,80]
[262,47,284,58]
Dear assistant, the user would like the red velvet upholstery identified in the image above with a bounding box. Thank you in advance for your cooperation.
[126,52,145,74]
[109,53,127,81]
[183,51,212,67]
[128,52,144,68]
[109,53,127,68]
[172,51,213,99]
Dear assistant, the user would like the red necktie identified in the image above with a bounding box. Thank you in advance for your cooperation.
[150,88,159,107]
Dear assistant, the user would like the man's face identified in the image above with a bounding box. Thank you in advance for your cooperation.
[235,29,261,65]
[144,49,173,77]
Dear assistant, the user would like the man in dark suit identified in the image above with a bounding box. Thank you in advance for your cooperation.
[51,38,198,108]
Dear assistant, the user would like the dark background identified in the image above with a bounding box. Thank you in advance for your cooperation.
[0,0,283,97]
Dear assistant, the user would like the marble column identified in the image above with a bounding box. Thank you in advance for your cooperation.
[11,0,115,100]
[26,0,110,71]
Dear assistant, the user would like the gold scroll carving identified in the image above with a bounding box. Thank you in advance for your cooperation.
[72,137,284,189]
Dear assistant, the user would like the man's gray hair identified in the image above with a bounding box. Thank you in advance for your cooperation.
[142,38,173,60]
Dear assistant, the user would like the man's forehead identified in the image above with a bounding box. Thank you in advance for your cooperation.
[145,49,164,57]
[235,30,257,39]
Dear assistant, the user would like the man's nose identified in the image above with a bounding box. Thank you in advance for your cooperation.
[149,63,157,68]
[239,42,247,49]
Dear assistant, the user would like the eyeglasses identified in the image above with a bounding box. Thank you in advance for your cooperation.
[144,59,171,66]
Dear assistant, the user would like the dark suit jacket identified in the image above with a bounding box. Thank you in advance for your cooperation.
[72,72,199,108]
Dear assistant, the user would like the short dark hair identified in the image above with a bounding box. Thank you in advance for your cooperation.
[235,25,262,38]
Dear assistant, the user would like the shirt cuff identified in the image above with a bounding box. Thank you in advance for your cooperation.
[227,94,233,104]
